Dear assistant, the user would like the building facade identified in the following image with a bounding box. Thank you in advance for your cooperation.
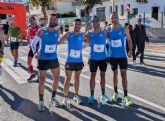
[72,0,165,27]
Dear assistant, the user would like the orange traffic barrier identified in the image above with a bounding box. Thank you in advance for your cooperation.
[0,2,27,38]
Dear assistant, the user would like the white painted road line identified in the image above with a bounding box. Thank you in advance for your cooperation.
[3,58,29,84]
[11,49,165,112]
[2,62,27,84]
[60,66,165,112]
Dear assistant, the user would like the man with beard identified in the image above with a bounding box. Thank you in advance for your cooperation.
[86,16,110,104]
[58,19,84,106]
[107,12,133,106]
[31,14,60,112]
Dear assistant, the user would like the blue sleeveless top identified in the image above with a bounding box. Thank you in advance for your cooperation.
[39,27,59,60]
[89,28,107,60]
[108,25,127,58]
[66,32,83,63]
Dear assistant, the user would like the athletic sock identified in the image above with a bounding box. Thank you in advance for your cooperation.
[39,94,44,101]
[52,91,56,98]
[102,88,105,95]
[114,86,118,94]
[124,90,128,97]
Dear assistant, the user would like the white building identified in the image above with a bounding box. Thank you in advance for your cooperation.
[72,0,165,27]
[27,0,74,25]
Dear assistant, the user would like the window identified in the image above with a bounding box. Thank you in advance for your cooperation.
[133,8,138,17]
[164,6,165,16]
[121,5,124,15]
[110,6,112,13]
[115,5,118,14]
[81,9,85,17]
[97,7,105,21]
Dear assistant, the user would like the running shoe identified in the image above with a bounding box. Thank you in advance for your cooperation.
[27,74,36,81]
[51,97,60,106]
[61,97,68,107]
[111,92,118,102]
[101,95,110,103]
[37,101,45,112]
[73,95,83,105]
[123,96,133,106]
[88,95,94,104]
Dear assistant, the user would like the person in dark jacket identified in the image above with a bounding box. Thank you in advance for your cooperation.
[3,21,9,44]
[133,19,148,65]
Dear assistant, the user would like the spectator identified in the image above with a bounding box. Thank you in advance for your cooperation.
[3,21,9,44]
[133,19,148,65]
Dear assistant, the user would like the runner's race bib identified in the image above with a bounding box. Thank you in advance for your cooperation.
[111,39,122,48]
[11,37,17,42]
[70,49,81,58]
[94,44,104,52]
[45,45,56,53]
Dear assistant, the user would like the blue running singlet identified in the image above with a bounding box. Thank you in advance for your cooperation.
[66,32,83,63]
[39,27,59,60]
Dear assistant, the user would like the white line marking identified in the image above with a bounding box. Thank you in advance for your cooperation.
[17,49,165,112]
[19,48,28,54]
[60,66,165,112]
[2,61,27,84]
[4,58,29,84]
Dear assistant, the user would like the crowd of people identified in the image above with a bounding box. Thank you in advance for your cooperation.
[0,12,150,112]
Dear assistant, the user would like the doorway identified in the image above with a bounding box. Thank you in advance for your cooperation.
[152,7,158,20]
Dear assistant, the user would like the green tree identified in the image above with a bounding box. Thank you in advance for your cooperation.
[30,0,51,26]
[83,0,103,31]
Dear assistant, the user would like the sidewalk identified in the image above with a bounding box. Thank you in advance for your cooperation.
[145,38,165,54]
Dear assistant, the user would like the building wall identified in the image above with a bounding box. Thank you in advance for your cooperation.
[90,0,165,22]
[57,1,73,13]
[74,0,165,23]
[50,0,73,14]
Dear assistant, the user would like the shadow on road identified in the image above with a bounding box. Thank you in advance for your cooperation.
[0,85,69,121]
[44,80,165,121]
[128,64,165,78]
[144,54,165,62]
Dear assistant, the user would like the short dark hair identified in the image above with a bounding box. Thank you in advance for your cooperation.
[105,21,108,24]
[74,18,81,23]
[138,19,142,22]
[29,16,35,21]
[51,14,58,18]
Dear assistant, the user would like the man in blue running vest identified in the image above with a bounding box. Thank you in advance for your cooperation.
[107,12,133,106]
[85,15,110,104]
[31,14,61,112]
[58,19,85,106]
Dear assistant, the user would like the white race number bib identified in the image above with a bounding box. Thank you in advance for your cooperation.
[111,39,122,48]
[45,45,56,53]
[93,44,105,52]
[11,37,17,42]
[70,49,81,58]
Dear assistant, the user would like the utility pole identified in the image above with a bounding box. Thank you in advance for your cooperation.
[112,0,115,12]
[161,11,163,28]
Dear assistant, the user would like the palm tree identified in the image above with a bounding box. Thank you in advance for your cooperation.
[83,0,103,31]
[30,0,51,26]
